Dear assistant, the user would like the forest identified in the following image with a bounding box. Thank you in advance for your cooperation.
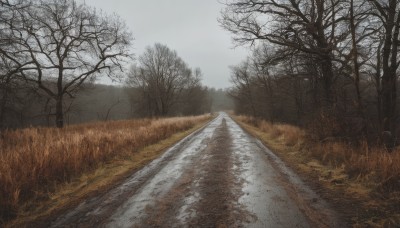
[221,0,400,149]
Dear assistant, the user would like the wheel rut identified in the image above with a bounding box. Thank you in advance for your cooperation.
[45,113,344,228]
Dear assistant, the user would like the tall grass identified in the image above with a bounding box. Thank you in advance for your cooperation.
[239,116,305,146]
[0,115,210,222]
[236,115,400,190]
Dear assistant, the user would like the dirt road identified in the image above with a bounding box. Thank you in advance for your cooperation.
[48,112,344,227]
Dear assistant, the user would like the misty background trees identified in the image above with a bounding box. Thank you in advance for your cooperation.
[126,43,210,117]
[0,0,231,129]
[221,0,400,148]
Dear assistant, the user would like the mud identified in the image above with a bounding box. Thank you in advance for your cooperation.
[184,118,247,227]
[44,112,344,228]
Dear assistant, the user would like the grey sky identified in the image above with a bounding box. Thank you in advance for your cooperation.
[80,0,248,89]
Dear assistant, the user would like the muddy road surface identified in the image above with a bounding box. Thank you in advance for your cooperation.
[48,112,344,228]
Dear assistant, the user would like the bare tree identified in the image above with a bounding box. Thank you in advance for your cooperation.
[0,0,33,128]
[220,0,351,106]
[127,43,197,117]
[9,0,133,128]
[229,59,257,116]
[179,68,211,115]
[364,0,400,147]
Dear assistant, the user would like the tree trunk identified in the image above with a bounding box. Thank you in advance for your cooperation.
[375,40,383,131]
[320,55,335,107]
[55,96,64,128]
[381,71,397,148]
[350,0,367,137]
[0,74,12,129]
[380,0,399,149]
[0,91,7,128]
[246,86,257,117]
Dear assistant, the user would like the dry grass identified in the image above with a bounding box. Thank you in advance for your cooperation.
[311,141,400,191]
[235,115,400,186]
[0,115,211,224]
[237,116,305,146]
[234,115,400,227]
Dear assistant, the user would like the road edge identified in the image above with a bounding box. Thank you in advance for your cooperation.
[230,115,348,228]
[8,115,217,228]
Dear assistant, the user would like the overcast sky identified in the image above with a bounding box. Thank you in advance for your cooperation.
[79,0,249,89]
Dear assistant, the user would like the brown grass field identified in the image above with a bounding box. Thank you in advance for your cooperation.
[234,115,400,227]
[0,115,211,225]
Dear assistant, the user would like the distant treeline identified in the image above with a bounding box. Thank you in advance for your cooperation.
[0,82,232,129]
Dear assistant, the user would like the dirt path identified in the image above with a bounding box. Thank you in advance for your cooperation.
[47,113,344,228]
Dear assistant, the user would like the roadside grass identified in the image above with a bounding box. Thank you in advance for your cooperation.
[233,115,400,227]
[0,114,212,227]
